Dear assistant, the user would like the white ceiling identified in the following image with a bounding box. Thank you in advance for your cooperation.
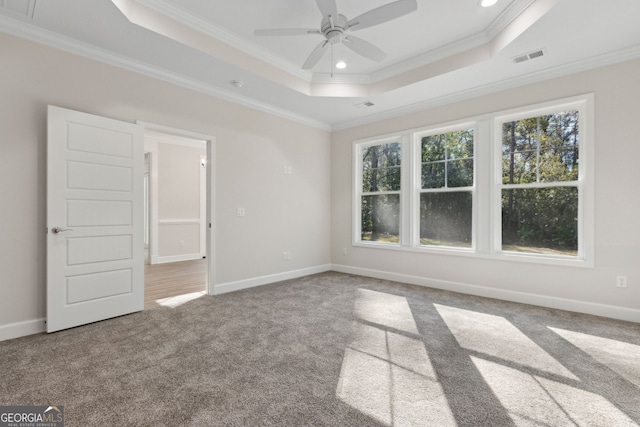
[1,0,640,130]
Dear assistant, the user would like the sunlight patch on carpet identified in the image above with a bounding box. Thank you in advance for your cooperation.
[336,290,455,426]
[435,304,578,380]
[471,356,638,426]
[354,289,419,335]
[549,326,640,389]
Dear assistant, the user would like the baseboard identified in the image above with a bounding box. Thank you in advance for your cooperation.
[0,318,46,342]
[331,264,640,323]
[213,264,332,295]
[154,253,203,264]
[4,263,635,343]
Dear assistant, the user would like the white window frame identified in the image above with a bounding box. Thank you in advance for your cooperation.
[413,123,477,252]
[491,95,594,267]
[352,94,594,268]
[353,135,408,248]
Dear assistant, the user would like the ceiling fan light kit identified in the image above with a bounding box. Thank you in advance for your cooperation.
[254,0,418,70]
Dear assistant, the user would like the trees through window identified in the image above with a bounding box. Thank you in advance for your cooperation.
[360,142,401,243]
[500,111,580,256]
[353,96,592,266]
[419,129,474,248]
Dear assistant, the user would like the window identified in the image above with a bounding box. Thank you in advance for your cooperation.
[499,111,580,256]
[353,95,593,266]
[419,128,474,248]
[359,140,402,244]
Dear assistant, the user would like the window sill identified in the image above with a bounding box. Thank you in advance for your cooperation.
[351,241,593,268]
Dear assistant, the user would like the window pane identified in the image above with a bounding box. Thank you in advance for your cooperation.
[421,134,445,162]
[448,159,473,187]
[422,128,474,189]
[446,129,474,159]
[422,161,445,189]
[363,143,401,168]
[362,143,401,192]
[363,166,401,192]
[539,148,579,182]
[502,187,578,256]
[502,152,536,184]
[361,194,400,243]
[502,111,579,184]
[420,192,472,248]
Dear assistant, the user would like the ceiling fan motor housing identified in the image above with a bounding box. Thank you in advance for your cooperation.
[321,14,348,44]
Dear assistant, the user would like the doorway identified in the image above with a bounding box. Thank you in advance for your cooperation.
[138,122,215,308]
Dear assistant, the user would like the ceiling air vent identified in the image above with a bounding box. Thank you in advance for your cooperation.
[355,101,375,109]
[512,48,546,64]
[513,54,529,64]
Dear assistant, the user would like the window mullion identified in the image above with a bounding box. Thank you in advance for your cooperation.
[400,133,413,247]
[475,119,493,254]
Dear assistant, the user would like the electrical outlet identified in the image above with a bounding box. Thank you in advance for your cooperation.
[342,247,347,255]
[616,275,628,288]
[237,208,245,217]
[282,251,292,261]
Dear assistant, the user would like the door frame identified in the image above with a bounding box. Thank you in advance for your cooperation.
[137,121,216,296]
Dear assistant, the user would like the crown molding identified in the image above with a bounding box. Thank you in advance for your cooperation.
[311,73,371,85]
[137,0,312,82]
[0,15,331,131]
[130,0,537,89]
[314,0,533,83]
[484,0,535,40]
[332,45,640,132]
[107,0,559,98]
[4,5,637,134]
[370,33,489,83]
[310,0,534,88]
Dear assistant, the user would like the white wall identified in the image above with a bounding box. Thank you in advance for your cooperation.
[331,58,640,322]
[0,33,331,338]
[2,30,639,340]
[157,141,205,262]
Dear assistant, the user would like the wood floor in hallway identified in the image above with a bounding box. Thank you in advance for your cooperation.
[144,259,207,309]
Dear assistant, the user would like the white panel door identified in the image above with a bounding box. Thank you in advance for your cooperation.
[47,106,144,333]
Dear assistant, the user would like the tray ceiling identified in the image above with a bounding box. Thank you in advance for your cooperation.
[1,0,639,130]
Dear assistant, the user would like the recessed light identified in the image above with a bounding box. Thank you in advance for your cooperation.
[480,0,497,7]
[335,61,347,69]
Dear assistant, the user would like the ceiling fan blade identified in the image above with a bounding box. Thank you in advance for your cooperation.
[348,0,417,31]
[315,0,338,18]
[254,29,320,36]
[302,40,329,69]
[343,36,387,62]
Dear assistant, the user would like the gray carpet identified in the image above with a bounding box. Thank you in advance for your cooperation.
[1,272,639,426]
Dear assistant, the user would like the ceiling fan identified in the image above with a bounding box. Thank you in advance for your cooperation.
[254,0,418,70]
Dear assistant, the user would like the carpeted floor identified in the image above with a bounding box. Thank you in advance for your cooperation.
[1,272,639,426]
